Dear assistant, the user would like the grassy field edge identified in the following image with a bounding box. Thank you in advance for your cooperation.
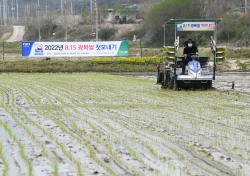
[0,60,157,73]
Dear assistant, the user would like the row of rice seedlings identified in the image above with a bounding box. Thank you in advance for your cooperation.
[0,89,33,176]
[39,97,118,176]
[53,79,163,173]
[3,73,248,175]
[81,103,185,175]
[77,117,145,175]
[157,108,241,173]
[103,106,223,175]
[179,95,250,165]
[6,86,64,176]
[47,113,113,176]
[4,83,94,175]
[0,136,9,176]
[50,75,195,175]
[44,76,243,173]
[5,85,85,176]
[16,139,33,176]
[154,92,248,175]
[0,118,32,176]
[6,85,84,176]
[32,79,149,175]
[27,74,250,170]
[52,92,147,176]
[68,73,248,175]
[20,82,120,175]
[155,91,247,142]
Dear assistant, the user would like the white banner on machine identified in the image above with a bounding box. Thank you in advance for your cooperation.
[177,22,215,31]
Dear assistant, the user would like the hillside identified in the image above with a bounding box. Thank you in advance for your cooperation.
[1,0,249,46]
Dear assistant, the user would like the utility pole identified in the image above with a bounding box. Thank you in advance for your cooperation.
[65,0,68,41]
[11,0,15,23]
[70,0,73,15]
[61,0,63,16]
[46,0,48,17]
[7,4,10,20]
[90,0,93,18]
[3,0,7,26]
[245,0,248,13]
[0,4,1,21]
[16,0,19,22]
[37,0,41,41]
[95,0,98,41]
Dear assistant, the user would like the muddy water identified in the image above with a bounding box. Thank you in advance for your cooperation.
[1,73,250,175]
[215,73,250,94]
[138,72,250,94]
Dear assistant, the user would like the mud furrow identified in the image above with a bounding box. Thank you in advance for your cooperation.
[33,88,138,175]
[0,87,57,175]
[40,75,248,175]
[107,107,247,175]
[26,82,156,175]
[1,73,249,175]
[17,85,116,176]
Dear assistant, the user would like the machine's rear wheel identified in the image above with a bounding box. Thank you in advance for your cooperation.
[173,79,178,90]
[206,80,212,89]
[166,72,173,89]
[157,73,163,84]
[202,80,212,89]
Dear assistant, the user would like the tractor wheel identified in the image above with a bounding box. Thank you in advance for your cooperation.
[173,80,178,90]
[203,80,212,89]
[166,72,173,89]
[206,80,212,89]
[157,73,163,84]
[161,73,167,88]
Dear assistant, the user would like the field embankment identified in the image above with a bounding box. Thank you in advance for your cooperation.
[0,60,157,73]
[0,44,250,72]
[0,73,249,175]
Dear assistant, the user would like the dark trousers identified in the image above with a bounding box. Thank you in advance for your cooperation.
[182,58,191,74]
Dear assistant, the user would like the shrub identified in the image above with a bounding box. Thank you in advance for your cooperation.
[100,28,115,41]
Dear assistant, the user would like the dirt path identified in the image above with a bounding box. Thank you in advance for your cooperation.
[0,73,249,175]
[6,26,25,42]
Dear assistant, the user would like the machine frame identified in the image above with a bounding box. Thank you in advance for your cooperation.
[159,18,222,89]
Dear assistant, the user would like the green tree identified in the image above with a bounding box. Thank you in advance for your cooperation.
[100,28,115,41]
[218,13,250,46]
[143,0,202,46]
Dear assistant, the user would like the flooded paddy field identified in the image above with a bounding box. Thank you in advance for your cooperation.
[0,73,249,176]
[215,73,250,94]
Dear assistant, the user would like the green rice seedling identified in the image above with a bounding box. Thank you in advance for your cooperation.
[0,142,9,176]
[0,87,62,176]
[17,139,33,176]
[1,73,249,175]
[53,163,58,176]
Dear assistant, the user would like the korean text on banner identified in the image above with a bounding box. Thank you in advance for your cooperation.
[177,22,215,31]
[22,41,129,57]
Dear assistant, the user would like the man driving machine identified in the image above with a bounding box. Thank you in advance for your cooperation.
[182,39,199,74]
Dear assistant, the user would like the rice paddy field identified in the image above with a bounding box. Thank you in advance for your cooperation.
[0,73,249,176]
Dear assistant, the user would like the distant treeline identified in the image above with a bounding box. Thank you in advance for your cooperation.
[142,0,250,47]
